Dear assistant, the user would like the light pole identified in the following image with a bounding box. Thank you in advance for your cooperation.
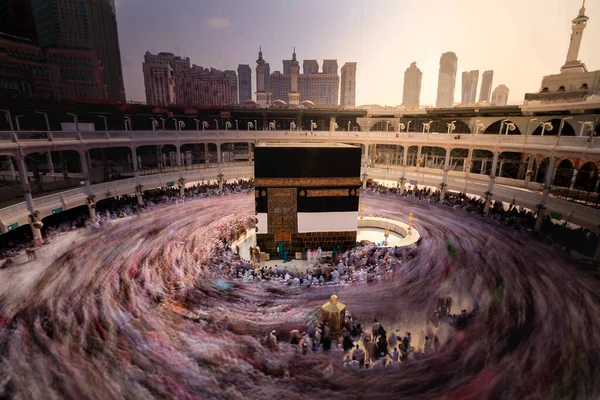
[540,121,553,136]
[254,120,257,131]
[386,121,390,131]
[235,119,239,130]
[526,118,537,136]
[504,122,516,135]
[225,121,232,131]
[577,121,594,136]
[98,115,108,131]
[214,119,219,130]
[15,115,24,131]
[36,111,50,132]
[290,121,296,130]
[202,121,209,131]
[1,110,14,131]
[173,118,179,131]
[66,113,79,132]
[447,120,456,135]
[348,121,351,131]
[124,116,131,131]
[423,120,433,133]
[557,117,573,136]
[178,120,185,131]
[310,120,315,132]
[248,121,254,131]
[407,121,412,132]
[499,119,509,135]
[159,118,166,130]
[194,118,200,131]
[398,123,405,133]
[150,118,158,131]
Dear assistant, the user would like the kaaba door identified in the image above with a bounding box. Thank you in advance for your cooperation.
[267,188,297,241]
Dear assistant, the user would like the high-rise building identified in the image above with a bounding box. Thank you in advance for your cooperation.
[0,0,125,101]
[88,0,126,101]
[143,52,175,106]
[0,0,37,41]
[491,84,509,106]
[268,52,341,106]
[143,51,237,106]
[237,64,252,103]
[402,62,422,107]
[435,52,458,108]
[340,62,357,108]
[461,70,479,105]
[288,49,300,105]
[479,70,494,103]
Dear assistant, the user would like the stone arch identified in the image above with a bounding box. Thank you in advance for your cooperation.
[472,149,494,175]
[88,146,134,182]
[531,118,575,136]
[498,152,524,179]
[370,121,394,131]
[450,148,469,171]
[541,87,549,93]
[574,161,598,192]
[553,159,574,187]
[375,144,405,166]
[406,146,419,167]
[420,147,447,169]
[581,83,589,90]
[40,204,89,236]
[483,119,522,135]
[535,157,550,184]
[558,86,566,92]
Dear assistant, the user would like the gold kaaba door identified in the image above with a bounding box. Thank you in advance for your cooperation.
[268,188,297,241]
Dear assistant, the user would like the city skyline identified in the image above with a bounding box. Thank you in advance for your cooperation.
[115,0,600,106]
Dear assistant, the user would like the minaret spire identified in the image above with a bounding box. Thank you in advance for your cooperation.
[579,0,586,16]
[292,47,297,62]
[561,1,589,73]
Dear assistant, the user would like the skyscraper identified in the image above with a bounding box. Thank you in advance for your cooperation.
[461,70,479,105]
[435,52,458,108]
[340,62,357,108]
[479,70,494,103]
[88,0,126,101]
[237,64,252,103]
[402,62,422,107]
[288,49,300,105]
[0,0,37,41]
[491,84,509,106]
[143,52,176,106]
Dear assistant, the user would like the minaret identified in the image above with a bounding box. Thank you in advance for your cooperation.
[561,0,589,73]
[256,46,269,106]
[288,47,300,106]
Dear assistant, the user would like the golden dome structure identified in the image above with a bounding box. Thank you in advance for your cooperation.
[321,294,346,337]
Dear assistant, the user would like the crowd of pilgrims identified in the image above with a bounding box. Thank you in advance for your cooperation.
[365,183,600,257]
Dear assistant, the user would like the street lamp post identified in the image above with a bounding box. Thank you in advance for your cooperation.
[526,118,537,136]
[98,115,108,131]
[254,120,257,131]
[407,121,412,132]
[66,113,79,132]
[124,116,131,131]
[423,120,433,133]
[348,121,351,132]
[447,120,456,135]
[235,119,239,130]
[577,121,594,136]
[504,122,516,135]
[36,111,51,132]
[214,119,219,130]
[290,121,296,130]
[248,121,254,131]
[159,118,166,130]
[194,119,200,131]
[499,119,509,135]
[225,121,232,131]
[557,117,573,136]
[1,110,14,131]
[173,118,179,131]
[386,121,390,131]
[15,115,24,131]
[540,122,553,136]
[150,118,158,131]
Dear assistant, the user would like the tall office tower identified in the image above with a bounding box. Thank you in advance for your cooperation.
[402,62,422,107]
[237,64,252,103]
[256,47,269,106]
[303,60,319,74]
[340,62,357,108]
[171,55,191,103]
[88,0,126,101]
[288,49,300,105]
[491,84,509,106]
[142,52,176,106]
[0,0,37,40]
[461,70,479,105]
[479,70,494,103]
[435,52,458,108]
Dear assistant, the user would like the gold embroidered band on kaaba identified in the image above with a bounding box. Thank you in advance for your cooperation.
[254,177,361,187]
[307,189,349,197]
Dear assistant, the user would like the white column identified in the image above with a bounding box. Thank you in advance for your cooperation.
[362,144,370,189]
[7,156,16,181]
[46,152,54,174]
[204,143,210,165]
[464,148,473,173]
[498,160,505,178]
[569,169,578,189]
[16,155,35,213]
[524,155,535,188]
[176,144,183,179]
[484,152,499,213]
[440,149,451,200]
[79,150,93,196]
[131,147,141,186]
[535,157,557,232]
[217,142,223,190]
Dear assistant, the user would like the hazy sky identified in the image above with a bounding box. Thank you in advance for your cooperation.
[115,0,599,106]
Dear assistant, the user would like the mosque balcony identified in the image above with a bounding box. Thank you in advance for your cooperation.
[524,89,590,103]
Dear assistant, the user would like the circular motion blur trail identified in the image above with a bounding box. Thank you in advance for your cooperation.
[0,192,599,399]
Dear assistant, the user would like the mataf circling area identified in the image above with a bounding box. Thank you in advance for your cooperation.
[0,191,599,400]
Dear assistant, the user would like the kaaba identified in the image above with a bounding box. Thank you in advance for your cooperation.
[254,143,362,256]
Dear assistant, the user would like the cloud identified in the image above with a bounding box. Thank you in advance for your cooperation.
[206,17,231,29]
